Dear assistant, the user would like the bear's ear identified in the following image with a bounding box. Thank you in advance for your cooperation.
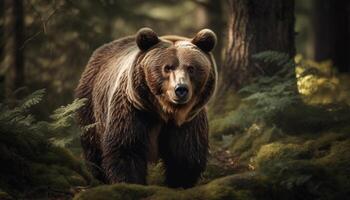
[191,29,217,52]
[136,27,160,51]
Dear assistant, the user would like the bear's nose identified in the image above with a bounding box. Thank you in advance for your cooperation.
[175,84,189,99]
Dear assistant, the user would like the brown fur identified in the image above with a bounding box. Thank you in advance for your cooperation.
[75,28,217,188]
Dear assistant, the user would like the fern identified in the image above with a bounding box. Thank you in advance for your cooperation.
[213,51,350,136]
[48,98,86,147]
[50,98,86,130]
[0,90,89,197]
[253,51,294,69]
[237,51,299,125]
[19,89,46,110]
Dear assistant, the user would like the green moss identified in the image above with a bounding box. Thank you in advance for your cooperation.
[216,125,285,163]
[254,142,310,168]
[209,111,241,140]
[316,139,350,195]
[201,163,236,183]
[40,146,81,169]
[29,163,72,190]
[147,163,165,186]
[318,139,350,167]
[74,173,269,200]
[209,93,241,118]
[306,133,347,152]
[74,184,159,200]
[203,172,267,200]
[246,132,350,199]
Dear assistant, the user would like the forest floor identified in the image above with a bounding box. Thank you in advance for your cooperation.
[72,124,350,200]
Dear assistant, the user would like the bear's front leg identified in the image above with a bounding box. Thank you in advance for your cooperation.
[101,106,149,184]
[159,110,209,188]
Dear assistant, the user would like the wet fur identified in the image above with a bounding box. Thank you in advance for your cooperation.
[75,33,217,188]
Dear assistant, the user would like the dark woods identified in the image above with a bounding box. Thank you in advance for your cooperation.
[1,0,350,199]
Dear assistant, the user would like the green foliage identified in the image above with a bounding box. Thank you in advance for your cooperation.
[211,51,350,136]
[49,98,86,147]
[229,124,285,161]
[252,133,350,199]
[295,56,350,105]
[19,89,46,110]
[210,51,299,140]
[207,51,350,200]
[252,51,294,68]
[0,90,90,199]
[147,163,165,186]
[238,51,299,125]
[0,89,45,132]
[74,173,265,200]
[50,98,85,129]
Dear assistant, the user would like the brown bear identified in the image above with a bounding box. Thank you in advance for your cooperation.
[75,27,217,188]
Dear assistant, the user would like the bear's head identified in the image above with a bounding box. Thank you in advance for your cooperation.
[134,28,217,126]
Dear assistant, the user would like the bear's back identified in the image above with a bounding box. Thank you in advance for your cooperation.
[82,36,140,133]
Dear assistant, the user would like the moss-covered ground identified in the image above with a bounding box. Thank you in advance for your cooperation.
[74,128,350,200]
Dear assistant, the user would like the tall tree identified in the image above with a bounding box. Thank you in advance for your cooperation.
[312,0,350,73]
[219,0,295,93]
[2,0,24,96]
[0,1,4,98]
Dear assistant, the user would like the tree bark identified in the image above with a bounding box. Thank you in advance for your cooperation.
[0,1,4,98]
[312,0,350,73]
[219,0,295,93]
[2,0,24,95]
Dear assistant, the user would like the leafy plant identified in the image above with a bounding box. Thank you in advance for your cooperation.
[238,51,299,124]
[0,90,90,198]
[210,51,300,135]
[211,51,350,136]
[49,98,87,147]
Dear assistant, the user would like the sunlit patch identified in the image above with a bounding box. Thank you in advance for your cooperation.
[295,54,350,105]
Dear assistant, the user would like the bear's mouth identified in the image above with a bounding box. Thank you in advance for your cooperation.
[170,96,191,105]
[167,91,190,105]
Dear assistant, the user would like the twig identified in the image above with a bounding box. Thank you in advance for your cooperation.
[20,1,62,49]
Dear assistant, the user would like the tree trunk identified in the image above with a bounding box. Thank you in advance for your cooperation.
[2,0,24,96]
[219,0,295,93]
[0,1,4,98]
[312,0,350,73]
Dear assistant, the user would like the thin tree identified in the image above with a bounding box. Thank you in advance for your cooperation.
[2,0,24,96]
[312,0,350,73]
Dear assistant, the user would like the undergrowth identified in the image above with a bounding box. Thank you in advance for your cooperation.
[0,89,91,199]
[206,51,350,199]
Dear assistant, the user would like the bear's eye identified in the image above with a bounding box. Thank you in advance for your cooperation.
[164,65,175,73]
[187,66,195,74]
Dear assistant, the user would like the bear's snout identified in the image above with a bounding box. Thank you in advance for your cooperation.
[174,84,189,101]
